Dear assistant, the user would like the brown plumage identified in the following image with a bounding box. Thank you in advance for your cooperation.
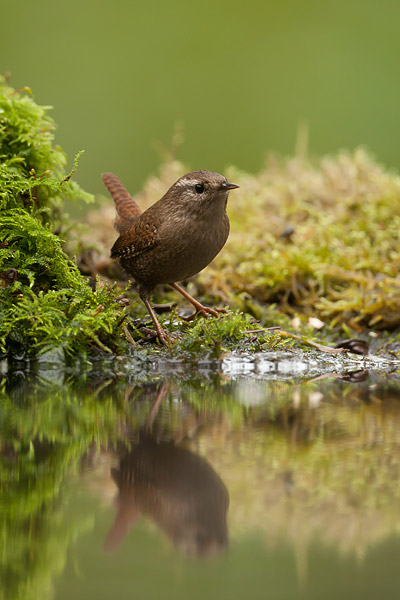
[102,170,239,344]
[102,172,142,233]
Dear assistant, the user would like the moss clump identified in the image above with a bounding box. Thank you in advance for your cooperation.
[221,151,400,331]
[0,77,92,224]
[0,77,126,358]
[168,309,287,357]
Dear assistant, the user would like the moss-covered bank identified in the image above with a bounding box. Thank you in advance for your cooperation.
[1,76,400,361]
[0,77,129,358]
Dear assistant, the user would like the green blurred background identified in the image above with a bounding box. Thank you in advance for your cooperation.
[2,0,399,196]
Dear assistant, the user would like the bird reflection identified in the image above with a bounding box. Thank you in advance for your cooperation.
[104,435,229,557]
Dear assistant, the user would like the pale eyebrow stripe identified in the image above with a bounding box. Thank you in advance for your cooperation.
[176,178,196,187]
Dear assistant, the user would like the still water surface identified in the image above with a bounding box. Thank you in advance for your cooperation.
[2,355,400,599]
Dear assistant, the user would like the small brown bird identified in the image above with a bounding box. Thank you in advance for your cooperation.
[102,170,239,344]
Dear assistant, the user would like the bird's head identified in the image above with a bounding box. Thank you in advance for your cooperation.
[166,170,239,213]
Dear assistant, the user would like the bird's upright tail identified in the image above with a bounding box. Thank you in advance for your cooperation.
[102,172,142,233]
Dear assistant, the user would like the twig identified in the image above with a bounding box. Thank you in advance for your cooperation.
[279,330,348,354]
[122,325,136,345]
[243,326,281,334]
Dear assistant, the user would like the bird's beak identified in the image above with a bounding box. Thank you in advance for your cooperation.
[221,181,240,191]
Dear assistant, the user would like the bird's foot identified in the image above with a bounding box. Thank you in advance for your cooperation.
[140,326,181,346]
[139,325,169,345]
[197,305,226,318]
[158,330,169,345]
[179,305,226,321]
[171,284,227,321]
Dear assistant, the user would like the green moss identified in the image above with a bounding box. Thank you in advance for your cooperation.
[0,77,92,224]
[220,151,400,331]
[169,309,289,357]
[0,77,126,358]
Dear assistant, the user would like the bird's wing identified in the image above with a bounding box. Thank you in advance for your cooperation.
[110,214,160,259]
[102,172,142,233]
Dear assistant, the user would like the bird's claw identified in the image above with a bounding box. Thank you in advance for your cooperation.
[180,306,226,321]
[157,329,170,345]
[199,306,226,318]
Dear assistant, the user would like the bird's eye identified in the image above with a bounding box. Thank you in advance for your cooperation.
[194,183,205,194]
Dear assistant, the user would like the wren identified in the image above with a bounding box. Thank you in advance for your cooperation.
[102,170,239,344]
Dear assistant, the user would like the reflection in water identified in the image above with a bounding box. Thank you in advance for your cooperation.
[339,369,369,383]
[105,436,229,556]
[2,364,400,599]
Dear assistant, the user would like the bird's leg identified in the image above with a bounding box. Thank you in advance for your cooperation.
[171,282,226,320]
[139,287,169,345]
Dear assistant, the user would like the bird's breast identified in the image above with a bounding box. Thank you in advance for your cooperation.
[123,209,229,287]
[158,211,230,282]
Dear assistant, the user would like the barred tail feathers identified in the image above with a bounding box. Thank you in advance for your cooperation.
[102,172,142,233]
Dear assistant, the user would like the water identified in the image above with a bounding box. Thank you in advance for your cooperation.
[2,354,400,599]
